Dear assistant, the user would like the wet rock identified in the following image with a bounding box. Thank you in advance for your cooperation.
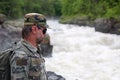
[41,44,53,57]
[110,22,120,34]
[41,34,53,57]
[94,17,120,34]
[47,71,65,80]
[94,18,113,33]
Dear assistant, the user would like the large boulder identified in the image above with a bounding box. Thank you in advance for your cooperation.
[111,22,120,34]
[94,17,120,34]
[41,44,53,57]
[94,18,115,33]
[41,34,53,57]
[0,23,21,51]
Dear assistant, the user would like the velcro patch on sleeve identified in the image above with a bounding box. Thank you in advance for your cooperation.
[16,58,27,66]
[32,58,41,64]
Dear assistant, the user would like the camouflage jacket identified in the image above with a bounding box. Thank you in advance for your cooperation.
[10,40,47,80]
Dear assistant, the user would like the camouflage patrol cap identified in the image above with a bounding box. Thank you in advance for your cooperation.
[24,13,46,26]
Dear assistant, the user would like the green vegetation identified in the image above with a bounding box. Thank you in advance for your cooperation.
[60,0,120,23]
[0,0,61,19]
[0,0,120,20]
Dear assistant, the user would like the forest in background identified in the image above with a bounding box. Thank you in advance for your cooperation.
[0,0,120,20]
[0,0,62,18]
[61,0,120,22]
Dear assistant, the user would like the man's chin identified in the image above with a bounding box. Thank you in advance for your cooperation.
[36,39,43,44]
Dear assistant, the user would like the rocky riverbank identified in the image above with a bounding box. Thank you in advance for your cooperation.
[60,16,120,35]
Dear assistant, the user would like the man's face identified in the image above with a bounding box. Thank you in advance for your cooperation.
[36,27,45,44]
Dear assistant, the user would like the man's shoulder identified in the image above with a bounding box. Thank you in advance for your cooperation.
[12,42,28,57]
[12,40,35,57]
[13,49,27,58]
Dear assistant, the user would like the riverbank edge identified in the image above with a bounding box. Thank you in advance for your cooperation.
[59,15,120,35]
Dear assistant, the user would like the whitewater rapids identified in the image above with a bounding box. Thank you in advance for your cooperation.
[45,20,120,80]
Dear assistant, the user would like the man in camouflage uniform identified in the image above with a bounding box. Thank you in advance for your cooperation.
[10,13,48,80]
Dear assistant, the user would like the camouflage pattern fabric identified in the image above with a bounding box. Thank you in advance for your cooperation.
[10,40,47,80]
[24,13,46,26]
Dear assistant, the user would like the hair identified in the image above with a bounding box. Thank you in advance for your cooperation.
[22,25,32,38]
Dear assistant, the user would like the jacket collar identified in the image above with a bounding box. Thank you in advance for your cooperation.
[21,39,37,53]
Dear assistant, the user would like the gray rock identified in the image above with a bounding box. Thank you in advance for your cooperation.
[41,44,53,57]
[47,71,65,80]
[94,18,112,33]
[94,17,117,33]
[110,22,120,34]
[0,23,21,51]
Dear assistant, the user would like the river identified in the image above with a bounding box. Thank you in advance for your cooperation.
[45,20,120,80]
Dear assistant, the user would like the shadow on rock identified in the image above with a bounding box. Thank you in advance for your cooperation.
[47,71,65,80]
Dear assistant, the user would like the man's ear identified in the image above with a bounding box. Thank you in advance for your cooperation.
[31,25,37,34]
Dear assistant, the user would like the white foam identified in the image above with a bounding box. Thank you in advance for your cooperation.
[46,20,120,80]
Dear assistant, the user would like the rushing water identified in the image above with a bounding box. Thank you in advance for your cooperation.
[45,20,120,80]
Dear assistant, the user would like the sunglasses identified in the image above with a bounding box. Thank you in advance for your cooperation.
[37,25,48,34]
